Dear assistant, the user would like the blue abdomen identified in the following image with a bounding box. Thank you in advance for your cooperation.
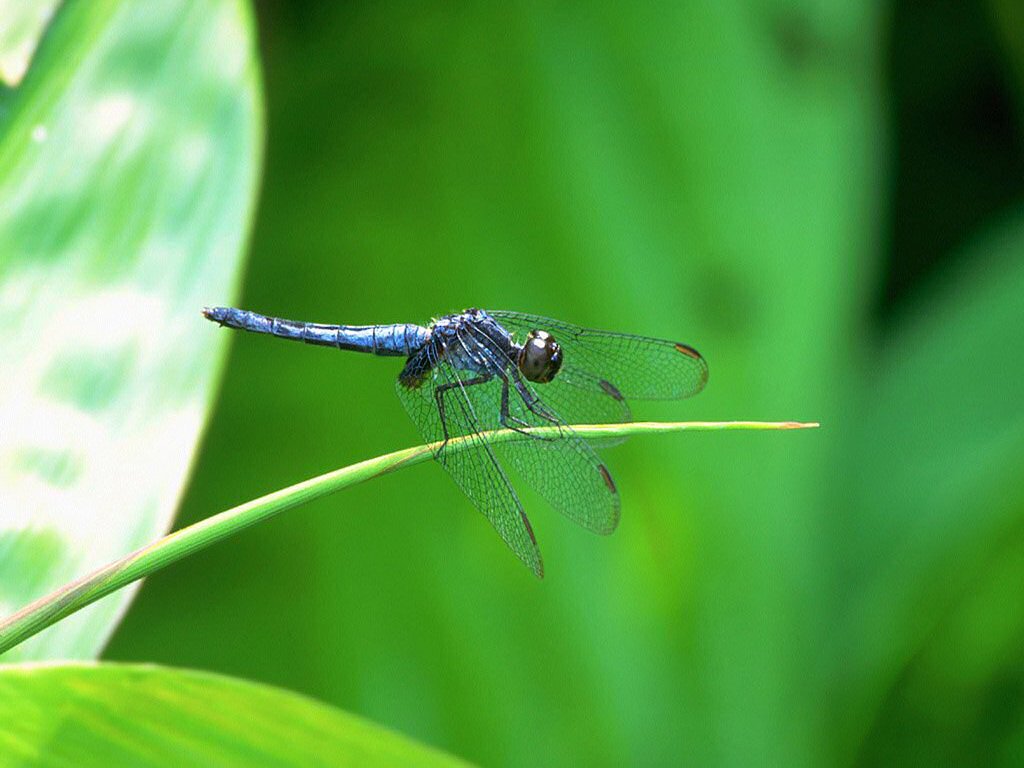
[203,307,429,357]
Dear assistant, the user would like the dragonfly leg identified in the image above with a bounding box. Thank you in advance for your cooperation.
[433,375,492,459]
[498,375,547,439]
[510,371,562,429]
[499,372,563,441]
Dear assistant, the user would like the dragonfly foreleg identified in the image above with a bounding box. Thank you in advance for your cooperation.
[501,372,562,441]
[433,375,492,459]
[498,375,547,440]
[510,372,562,429]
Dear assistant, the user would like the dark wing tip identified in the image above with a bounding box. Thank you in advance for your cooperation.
[517,508,545,579]
[674,342,703,360]
[675,342,710,394]
[594,464,622,536]
[598,464,618,494]
[598,379,625,402]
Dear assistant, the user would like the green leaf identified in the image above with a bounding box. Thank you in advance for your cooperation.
[836,208,1024,754]
[0,0,60,86]
[0,0,263,662]
[0,421,816,657]
[0,663,470,767]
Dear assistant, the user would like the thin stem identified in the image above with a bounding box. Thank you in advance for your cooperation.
[0,420,817,656]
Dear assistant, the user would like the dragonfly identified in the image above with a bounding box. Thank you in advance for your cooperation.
[203,306,707,577]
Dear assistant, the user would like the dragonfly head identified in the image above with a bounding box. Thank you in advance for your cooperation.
[518,330,563,383]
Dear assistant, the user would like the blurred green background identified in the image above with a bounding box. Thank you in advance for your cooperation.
[11,0,1022,765]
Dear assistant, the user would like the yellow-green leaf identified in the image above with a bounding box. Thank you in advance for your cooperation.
[0,663,470,767]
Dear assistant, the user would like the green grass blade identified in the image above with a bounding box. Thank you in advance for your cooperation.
[0,421,817,657]
[0,662,471,767]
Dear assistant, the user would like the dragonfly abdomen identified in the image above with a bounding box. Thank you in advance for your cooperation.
[203,307,429,356]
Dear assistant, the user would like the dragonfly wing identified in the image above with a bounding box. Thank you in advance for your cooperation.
[489,310,708,400]
[527,364,632,428]
[457,324,621,536]
[395,345,544,577]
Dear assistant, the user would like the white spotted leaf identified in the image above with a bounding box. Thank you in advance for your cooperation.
[0,0,61,86]
[0,0,262,660]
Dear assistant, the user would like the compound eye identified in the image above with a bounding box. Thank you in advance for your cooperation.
[518,330,563,383]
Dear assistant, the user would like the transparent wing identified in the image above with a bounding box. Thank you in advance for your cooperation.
[395,344,544,578]
[489,310,708,401]
[527,363,632,428]
[458,324,620,536]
